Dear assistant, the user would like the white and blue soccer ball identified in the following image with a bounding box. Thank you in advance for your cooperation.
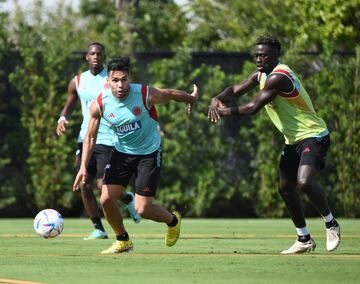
[34,209,64,238]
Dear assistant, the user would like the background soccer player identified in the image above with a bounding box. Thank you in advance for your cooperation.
[208,35,340,254]
[57,43,140,240]
[73,56,198,253]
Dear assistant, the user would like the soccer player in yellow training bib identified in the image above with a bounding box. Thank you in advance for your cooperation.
[208,35,340,254]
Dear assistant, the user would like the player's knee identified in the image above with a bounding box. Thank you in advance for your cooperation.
[100,192,113,207]
[80,183,93,197]
[135,203,149,217]
[80,183,92,192]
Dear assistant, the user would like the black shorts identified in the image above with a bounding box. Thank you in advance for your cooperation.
[103,148,162,197]
[76,143,113,179]
[279,135,330,182]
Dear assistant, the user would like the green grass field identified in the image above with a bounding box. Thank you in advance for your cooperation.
[0,218,359,284]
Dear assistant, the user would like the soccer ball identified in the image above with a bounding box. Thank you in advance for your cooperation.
[34,209,64,238]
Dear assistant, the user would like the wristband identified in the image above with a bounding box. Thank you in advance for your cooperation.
[57,116,67,124]
[230,107,239,116]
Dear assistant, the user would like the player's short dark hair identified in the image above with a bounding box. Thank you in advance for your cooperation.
[107,57,131,74]
[87,42,106,53]
[256,35,281,55]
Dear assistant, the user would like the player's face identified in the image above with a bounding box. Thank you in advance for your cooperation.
[254,44,279,74]
[107,70,131,100]
[86,45,105,70]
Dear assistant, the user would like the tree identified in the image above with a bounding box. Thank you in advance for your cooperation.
[8,1,87,211]
[0,7,31,215]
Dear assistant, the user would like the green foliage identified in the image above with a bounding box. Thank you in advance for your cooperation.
[1,0,359,217]
[0,8,31,214]
[304,50,360,217]
[149,49,255,216]
[130,1,188,51]
[79,0,187,53]
[8,2,85,210]
[183,0,360,217]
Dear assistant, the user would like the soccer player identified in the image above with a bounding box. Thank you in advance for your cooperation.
[73,56,198,254]
[57,43,140,240]
[208,35,340,254]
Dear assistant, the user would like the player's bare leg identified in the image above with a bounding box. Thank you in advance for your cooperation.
[278,178,316,254]
[135,194,181,247]
[134,195,173,223]
[297,165,340,251]
[81,179,108,240]
[100,184,133,254]
[100,184,126,235]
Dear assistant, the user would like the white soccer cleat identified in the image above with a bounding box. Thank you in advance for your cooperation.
[326,224,340,252]
[281,238,316,254]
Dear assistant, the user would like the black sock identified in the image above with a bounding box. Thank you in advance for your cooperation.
[167,214,178,227]
[325,218,338,229]
[91,217,105,232]
[116,232,129,241]
[297,234,311,243]
[120,192,133,205]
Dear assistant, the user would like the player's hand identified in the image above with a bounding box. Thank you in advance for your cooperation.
[208,97,223,123]
[188,84,199,115]
[56,119,69,136]
[72,168,87,191]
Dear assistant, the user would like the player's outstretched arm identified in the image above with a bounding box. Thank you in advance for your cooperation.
[147,84,199,115]
[217,73,284,117]
[72,101,100,191]
[56,79,78,136]
[208,71,259,123]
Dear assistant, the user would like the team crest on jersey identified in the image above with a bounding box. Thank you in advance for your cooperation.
[132,106,142,116]
[115,121,142,133]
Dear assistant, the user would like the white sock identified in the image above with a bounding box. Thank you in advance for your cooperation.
[322,213,334,223]
[296,226,309,236]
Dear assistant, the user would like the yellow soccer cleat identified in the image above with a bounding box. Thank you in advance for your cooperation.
[101,240,134,254]
[165,211,181,247]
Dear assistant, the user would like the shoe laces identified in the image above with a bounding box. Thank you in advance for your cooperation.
[327,227,338,241]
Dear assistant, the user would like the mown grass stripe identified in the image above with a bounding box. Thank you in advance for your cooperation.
[0,253,359,259]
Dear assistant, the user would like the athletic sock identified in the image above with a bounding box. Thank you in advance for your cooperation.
[297,234,311,243]
[325,218,338,229]
[116,232,129,241]
[295,226,309,237]
[322,212,334,223]
[91,217,105,232]
[120,192,133,205]
[167,213,178,227]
